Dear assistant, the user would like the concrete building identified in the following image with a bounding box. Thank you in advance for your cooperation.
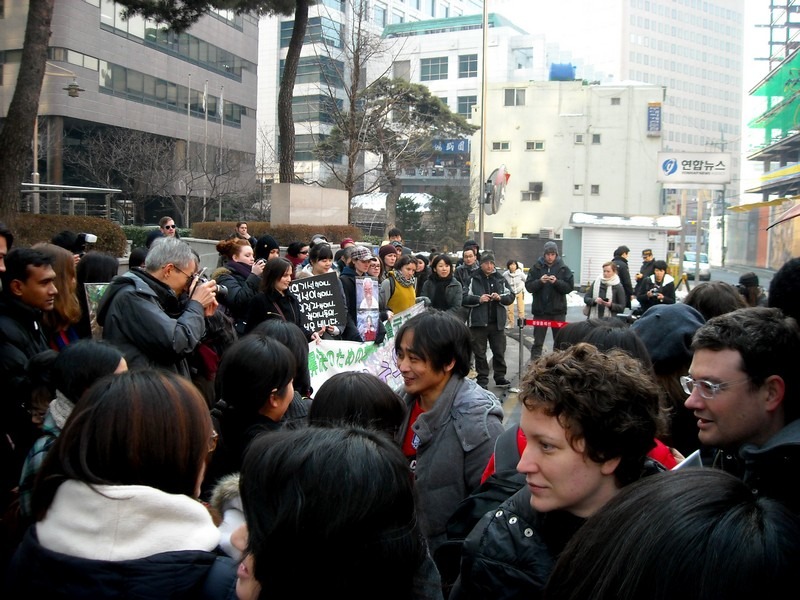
[473,79,665,239]
[0,0,259,225]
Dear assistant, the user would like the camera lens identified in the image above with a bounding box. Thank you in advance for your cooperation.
[216,284,228,298]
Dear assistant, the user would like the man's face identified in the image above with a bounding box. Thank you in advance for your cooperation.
[518,407,617,518]
[543,251,557,266]
[642,252,653,263]
[396,329,452,402]
[12,264,58,311]
[463,250,476,266]
[166,260,198,295]
[684,348,774,449]
[363,279,374,298]
[0,236,7,273]
[161,220,177,237]
[480,260,495,275]
[237,223,248,236]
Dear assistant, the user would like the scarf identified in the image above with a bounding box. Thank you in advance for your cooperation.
[429,275,453,311]
[394,270,416,288]
[588,273,620,319]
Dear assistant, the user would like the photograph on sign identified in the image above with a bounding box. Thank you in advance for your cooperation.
[356,276,380,310]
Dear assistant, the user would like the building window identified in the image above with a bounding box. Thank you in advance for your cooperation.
[573,184,583,194]
[574,133,584,144]
[457,95,477,118]
[525,140,545,151]
[392,10,404,24]
[374,3,387,26]
[421,56,448,81]
[492,141,510,151]
[521,181,543,201]
[393,60,410,80]
[592,133,601,144]
[591,184,600,195]
[521,191,541,201]
[459,54,478,78]
[611,97,621,105]
[504,88,525,106]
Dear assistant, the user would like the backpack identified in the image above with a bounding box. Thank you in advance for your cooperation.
[433,426,526,592]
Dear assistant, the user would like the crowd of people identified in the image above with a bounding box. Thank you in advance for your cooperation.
[2,216,800,599]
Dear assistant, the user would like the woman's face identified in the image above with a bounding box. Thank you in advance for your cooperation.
[312,256,332,275]
[367,259,382,277]
[602,264,614,278]
[231,524,261,600]
[508,262,517,272]
[275,267,292,293]
[399,262,416,280]
[234,245,255,266]
[435,260,451,278]
[384,251,397,268]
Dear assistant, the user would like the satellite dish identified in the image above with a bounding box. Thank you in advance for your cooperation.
[484,164,510,215]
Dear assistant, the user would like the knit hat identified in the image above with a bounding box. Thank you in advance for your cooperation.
[255,234,280,261]
[379,244,399,260]
[738,272,759,288]
[463,239,479,252]
[340,237,355,248]
[480,251,496,265]
[543,241,558,255]
[350,245,373,262]
[311,233,328,245]
[631,303,706,374]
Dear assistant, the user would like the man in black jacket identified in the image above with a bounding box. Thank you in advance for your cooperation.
[633,248,656,297]
[612,245,634,309]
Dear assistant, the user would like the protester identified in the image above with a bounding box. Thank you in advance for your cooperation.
[379,243,400,283]
[145,215,180,248]
[234,426,441,600]
[633,247,656,298]
[545,469,800,600]
[421,253,462,315]
[582,260,626,319]
[611,245,634,309]
[34,243,82,350]
[682,280,745,321]
[737,271,768,307]
[284,240,309,279]
[233,221,257,248]
[636,259,675,313]
[251,319,314,404]
[254,234,280,262]
[525,241,574,360]
[97,237,218,376]
[502,259,526,328]
[451,343,667,599]
[214,238,265,334]
[462,252,514,389]
[415,254,431,295]
[685,306,800,511]
[74,251,119,339]
[394,310,504,558]
[6,370,238,598]
[340,245,385,344]
[381,254,418,315]
[769,256,800,322]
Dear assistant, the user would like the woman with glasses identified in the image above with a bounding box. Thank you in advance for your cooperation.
[7,370,238,598]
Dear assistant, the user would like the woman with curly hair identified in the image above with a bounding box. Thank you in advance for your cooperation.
[214,238,265,333]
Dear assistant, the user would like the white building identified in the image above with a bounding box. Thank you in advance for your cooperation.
[474,80,665,238]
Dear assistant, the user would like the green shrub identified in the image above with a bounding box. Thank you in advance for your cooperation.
[13,214,128,257]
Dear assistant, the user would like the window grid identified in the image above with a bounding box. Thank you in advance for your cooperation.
[421,56,448,81]
[459,54,478,78]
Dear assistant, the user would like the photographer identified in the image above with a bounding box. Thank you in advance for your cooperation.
[636,259,675,314]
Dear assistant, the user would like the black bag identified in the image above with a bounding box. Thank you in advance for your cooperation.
[433,426,526,593]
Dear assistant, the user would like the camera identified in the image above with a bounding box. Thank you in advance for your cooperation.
[198,275,228,298]
[649,286,660,295]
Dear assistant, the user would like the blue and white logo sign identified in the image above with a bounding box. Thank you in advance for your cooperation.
[656,152,731,184]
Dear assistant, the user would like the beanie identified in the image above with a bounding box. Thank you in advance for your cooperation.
[480,251,496,265]
[631,303,706,375]
[255,234,280,261]
[738,272,759,288]
[543,241,558,255]
[379,244,399,260]
[340,237,355,248]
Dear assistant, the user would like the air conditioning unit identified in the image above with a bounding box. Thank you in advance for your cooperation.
[540,227,555,239]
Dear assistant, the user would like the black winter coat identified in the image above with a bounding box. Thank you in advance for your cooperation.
[612,256,634,308]
[524,258,574,316]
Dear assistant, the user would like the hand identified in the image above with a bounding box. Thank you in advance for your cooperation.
[480,294,491,303]
[252,259,266,277]
[540,275,550,284]
[491,292,501,301]
[203,298,219,317]
[635,273,643,281]
[548,275,556,283]
[192,279,218,308]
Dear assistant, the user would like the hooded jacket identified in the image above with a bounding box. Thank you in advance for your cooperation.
[97,269,206,377]
[524,256,574,316]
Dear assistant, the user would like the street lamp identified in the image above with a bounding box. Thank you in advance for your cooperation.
[32,62,83,214]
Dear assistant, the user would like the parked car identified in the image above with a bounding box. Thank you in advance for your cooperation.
[683,251,711,281]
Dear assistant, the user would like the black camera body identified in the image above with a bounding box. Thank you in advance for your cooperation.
[198,275,228,298]
[649,286,660,295]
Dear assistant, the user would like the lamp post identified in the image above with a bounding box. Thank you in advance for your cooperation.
[32,63,84,214]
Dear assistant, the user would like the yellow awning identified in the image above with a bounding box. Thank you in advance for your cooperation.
[727,197,796,213]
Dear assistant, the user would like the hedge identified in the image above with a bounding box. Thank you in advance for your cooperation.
[190,222,364,246]
[11,214,129,257]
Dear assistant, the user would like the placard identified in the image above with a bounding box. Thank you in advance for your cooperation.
[289,271,347,331]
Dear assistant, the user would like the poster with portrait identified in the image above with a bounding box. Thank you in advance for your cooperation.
[83,283,110,340]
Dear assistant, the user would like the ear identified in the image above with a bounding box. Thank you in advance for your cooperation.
[599,456,622,476]
[8,279,24,298]
[763,375,786,414]
[443,358,456,374]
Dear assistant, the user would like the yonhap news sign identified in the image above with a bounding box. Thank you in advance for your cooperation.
[657,152,731,184]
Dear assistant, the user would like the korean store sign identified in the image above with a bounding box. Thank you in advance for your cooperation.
[656,152,731,184]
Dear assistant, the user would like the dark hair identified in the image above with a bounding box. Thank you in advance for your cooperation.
[259,257,293,292]
[76,251,119,336]
[395,310,472,378]
[236,221,247,229]
[250,319,311,398]
[34,243,81,330]
[309,242,333,263]
[431,253,453,277]
[310,372,405,436]
[613,245,630,257]
[692,306,800,422]
[769,257,800,322]
[33,370,212,519]
[128,247,148,269]
[521,343,667,486]
[0,222,14,248]
[239,426,425,599]
[2,248,54,293]
[554,318,651,368]
[394,254,414,271]
[545,469,800,600]
[506,259,519,269]
[286,241,308,258]
[652,259,668,271]
[159,216,175,227]
[52,340,124,404]
[683,281,747,321]
[387,227,402,238]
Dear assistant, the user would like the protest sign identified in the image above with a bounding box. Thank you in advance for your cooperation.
[84,283,110,340]
[289,271,347,331]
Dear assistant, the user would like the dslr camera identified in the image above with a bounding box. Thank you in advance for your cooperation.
[198,275,228,298]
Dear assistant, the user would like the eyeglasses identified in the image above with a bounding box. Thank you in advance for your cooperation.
[642,253,652,258]
[173,265,200,282]
[208,430,219,453]
[680,375,750,399]
[299,250,309,255]
[164,224,177,230]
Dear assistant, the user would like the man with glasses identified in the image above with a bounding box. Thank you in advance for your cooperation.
[98,237,218,377]
[683,306,800,511]
[145,216,181,248]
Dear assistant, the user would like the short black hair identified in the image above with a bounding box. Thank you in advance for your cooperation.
[652,259,668,271]
[769,257,800,322]
[395,310,472,377]
[0,222,14,249]
[387,227,402,238]
[2,248,54,292]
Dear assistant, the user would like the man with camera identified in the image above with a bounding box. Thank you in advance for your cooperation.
[635,259,675,314]
[97,237,218,377]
